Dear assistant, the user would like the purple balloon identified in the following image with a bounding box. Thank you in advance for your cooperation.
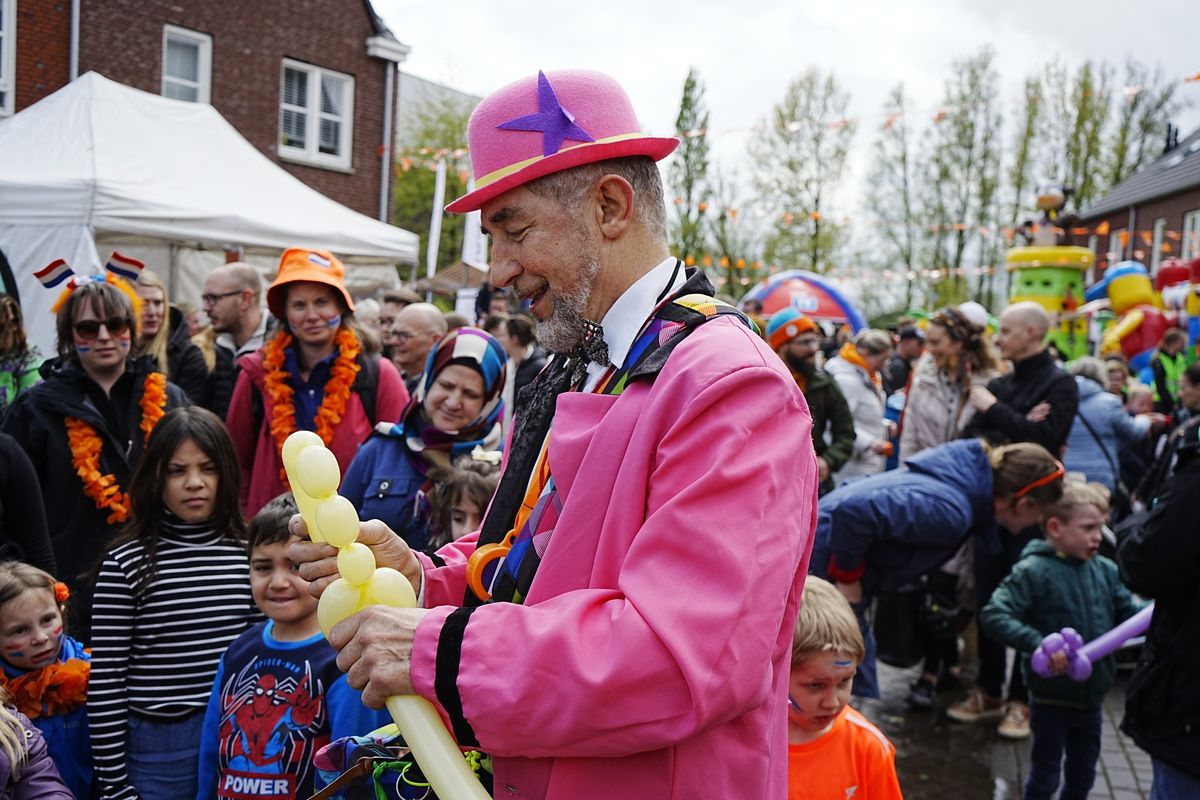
[1030,607,1154,681]
[1075,605,1155,673]
[1063,628,1085,651]
[1068,653,1094,681]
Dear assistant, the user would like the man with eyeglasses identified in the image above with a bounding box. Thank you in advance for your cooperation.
[388,302,447,394]
[201,263,269,417]
[767,308,855,495]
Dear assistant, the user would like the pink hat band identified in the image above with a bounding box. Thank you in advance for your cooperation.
[446,70,678,213]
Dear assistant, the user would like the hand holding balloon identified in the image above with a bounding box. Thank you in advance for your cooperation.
[1031,604,1154,681]
[281,432,490,800]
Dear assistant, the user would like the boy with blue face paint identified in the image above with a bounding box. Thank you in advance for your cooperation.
[787,578,903,800]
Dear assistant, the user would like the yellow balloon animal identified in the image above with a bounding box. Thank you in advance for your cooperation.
[282,431,489,800]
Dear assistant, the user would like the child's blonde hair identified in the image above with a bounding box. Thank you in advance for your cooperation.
[0,688,26,777]
[1047,481,1109,524]
[792,577,865,666]
[0,562,62,614]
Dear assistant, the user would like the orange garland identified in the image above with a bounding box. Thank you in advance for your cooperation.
[0,659,90,719]
[66,372,168,525]
[261,327,361,482]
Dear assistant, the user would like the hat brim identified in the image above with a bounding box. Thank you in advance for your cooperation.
[267,272,356,320]
[445,135,679,214]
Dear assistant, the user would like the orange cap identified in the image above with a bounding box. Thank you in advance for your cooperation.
[266,248,355,319]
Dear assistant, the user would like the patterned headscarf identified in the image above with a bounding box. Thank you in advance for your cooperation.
[387,327,507,473]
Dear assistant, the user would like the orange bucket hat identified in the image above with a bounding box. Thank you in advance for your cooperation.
[266,248,355,319]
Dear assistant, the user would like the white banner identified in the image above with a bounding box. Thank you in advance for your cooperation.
[426,159,447,283]
[460,178,489,269]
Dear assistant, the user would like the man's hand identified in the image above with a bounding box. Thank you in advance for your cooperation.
[328,606,430,707]
[834,580,863,604]
[969,385,998,412]
[288,515,422,599]
[1026,402,1051,422]
[817,456,831,482]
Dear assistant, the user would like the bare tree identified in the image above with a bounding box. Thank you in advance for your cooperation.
[668,67,711,263]
[866,84,921,308]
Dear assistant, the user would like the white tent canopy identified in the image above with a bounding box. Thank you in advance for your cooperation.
[0,72,418,352]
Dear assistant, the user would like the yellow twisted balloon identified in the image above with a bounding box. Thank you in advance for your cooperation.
[282,431,489,800]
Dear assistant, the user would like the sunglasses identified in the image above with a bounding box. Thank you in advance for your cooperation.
[73,317,132,340]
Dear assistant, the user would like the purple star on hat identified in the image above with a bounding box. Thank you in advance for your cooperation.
[497,71,596,157]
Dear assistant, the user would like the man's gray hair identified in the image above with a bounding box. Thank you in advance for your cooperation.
[525,156,668,239]
[854,329,894,356]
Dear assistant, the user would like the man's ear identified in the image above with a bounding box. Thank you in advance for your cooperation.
[591,175,635,240]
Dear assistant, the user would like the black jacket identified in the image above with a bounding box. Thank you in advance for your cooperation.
[0,356,189,638]
[165,306,208,404]
[0,433,56,574]
[513,344,548,405]
[961,349,1078,453]
[1118,444,1200,777]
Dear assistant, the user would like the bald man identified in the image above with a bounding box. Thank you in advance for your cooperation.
[389,302,447,392]
[952,300,1078,739]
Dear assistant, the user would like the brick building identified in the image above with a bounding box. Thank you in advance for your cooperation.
[1,0,408,220]
[1078,126,1200,278]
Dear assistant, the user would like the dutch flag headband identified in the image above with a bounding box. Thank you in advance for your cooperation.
[36,251,146,314]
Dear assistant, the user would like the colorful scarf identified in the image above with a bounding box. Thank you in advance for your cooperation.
[385,327,507,475]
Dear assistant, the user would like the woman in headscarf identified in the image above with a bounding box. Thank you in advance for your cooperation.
[342,327,506,550]
[225,248,408,516]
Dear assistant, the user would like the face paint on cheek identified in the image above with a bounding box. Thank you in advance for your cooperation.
[76,345,91,353]
[833,660,852,667]
[326,315,342,329]
[4,647,24,658]
[119,339,131,350]
[788,695,803,713]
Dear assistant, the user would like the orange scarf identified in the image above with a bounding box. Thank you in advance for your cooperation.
[837,341,882,389]
[66,372,168,525]
[0,659,90,719]
[261,328,361,482]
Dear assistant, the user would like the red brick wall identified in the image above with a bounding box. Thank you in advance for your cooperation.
[74,0,395,219]
[12,0,71,110]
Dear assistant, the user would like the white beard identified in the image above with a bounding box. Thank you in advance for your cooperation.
[535,251,600,354]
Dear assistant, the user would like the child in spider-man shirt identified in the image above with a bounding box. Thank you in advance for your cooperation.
[195,494,388,800]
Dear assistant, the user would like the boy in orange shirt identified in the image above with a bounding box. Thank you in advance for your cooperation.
[788,578,904,799]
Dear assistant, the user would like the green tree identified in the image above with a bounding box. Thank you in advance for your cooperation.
[1037,59,1112,208]
[865,84,921,308]
[1105,59,1180,188]
[393,92,474,278]
[749,68,856,274]
[705,167,765,297]
[668,68,712,263]
[923,48,1002,303]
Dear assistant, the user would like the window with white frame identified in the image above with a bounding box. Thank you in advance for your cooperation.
[162,25,211,103]
[279,60,354,170]
[1151,218,1166,272]
[0,0,15,117]
[1184,211,1200,261]
[1109,229,1126,263]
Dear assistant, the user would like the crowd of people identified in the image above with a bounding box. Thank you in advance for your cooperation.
[0,67,1194,800]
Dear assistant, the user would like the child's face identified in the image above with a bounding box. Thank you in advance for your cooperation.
[1047,504,1105,561]
[449,495,483,540]
[250,540,318,629]
[788,651,857,738]
[0,589,63,670]
[1127,393,1153,414]
[163,438,218,523]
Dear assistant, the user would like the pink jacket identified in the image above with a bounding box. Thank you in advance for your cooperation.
[227,347,408,515]
[410,317,818,800]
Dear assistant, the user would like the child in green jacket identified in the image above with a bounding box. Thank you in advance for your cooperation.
[981,482,1145,800]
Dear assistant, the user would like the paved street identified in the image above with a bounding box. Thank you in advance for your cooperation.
[858,662,1154,798]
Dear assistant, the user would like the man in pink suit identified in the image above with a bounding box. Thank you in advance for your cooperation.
[293,69,818,799]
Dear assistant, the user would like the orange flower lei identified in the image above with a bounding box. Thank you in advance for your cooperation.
[65,372,168,525]
[0,659,90,719]
[261,327,361,482]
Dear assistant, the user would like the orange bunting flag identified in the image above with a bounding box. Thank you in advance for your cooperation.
[698,202,708,213]
[783,212,795,225]
[883,113,901,131]
[685,255,696,266]
[729,209,739,221]
[719,256,730,267]
[811,211,822,222]
[1140,231,1154,246]
[1185,72,1200,83]
[1096,221,1110,235]
[735,258,746,269]
[1119,231,1129,247]
[702,255,713,267]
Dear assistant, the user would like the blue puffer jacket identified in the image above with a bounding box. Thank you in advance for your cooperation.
[981,539,1144,709]
[811,439,997,596]
[1063,376,1149,491]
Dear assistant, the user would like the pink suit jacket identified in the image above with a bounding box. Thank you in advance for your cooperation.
[410,316,817,799]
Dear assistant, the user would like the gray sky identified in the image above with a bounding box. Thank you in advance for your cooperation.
[376,0,1197,288]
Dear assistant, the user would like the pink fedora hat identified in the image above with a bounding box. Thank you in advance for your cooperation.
[445,70,678,214]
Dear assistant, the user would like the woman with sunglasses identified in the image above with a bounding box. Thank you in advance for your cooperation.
[1,277,189,640]
[808,438,1064,700]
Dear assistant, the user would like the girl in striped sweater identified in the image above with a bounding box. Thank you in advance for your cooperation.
[88,407,261,800]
